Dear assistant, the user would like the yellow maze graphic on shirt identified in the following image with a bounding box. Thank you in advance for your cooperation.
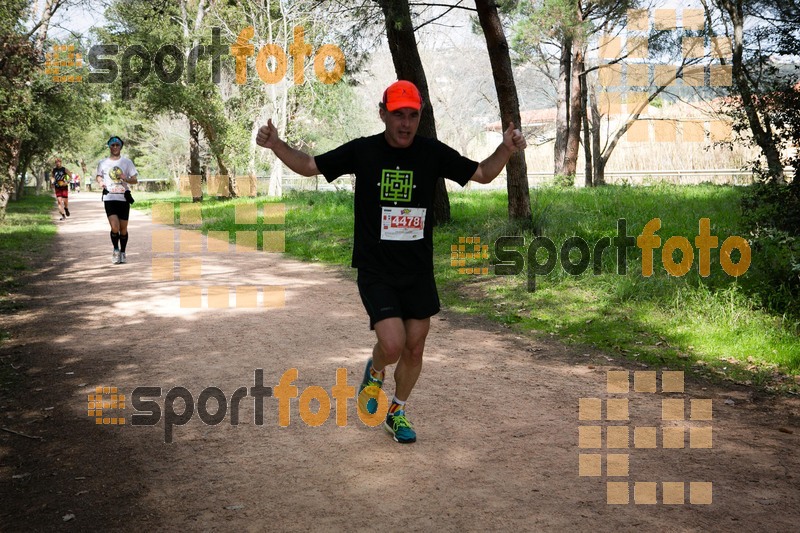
[150,201,285,308]
[578,370,713,505]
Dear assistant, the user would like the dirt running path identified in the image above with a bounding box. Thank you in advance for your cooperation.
[1,192,799,532]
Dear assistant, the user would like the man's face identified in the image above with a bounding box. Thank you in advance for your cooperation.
[109,143,122,156]
[55,159,61,166]
[380,106,420,148]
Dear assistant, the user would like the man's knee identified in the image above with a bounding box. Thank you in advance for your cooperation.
[403,342,425,367]
[378,338,405,364]
[374,318,406,364]
[401,318,429,366]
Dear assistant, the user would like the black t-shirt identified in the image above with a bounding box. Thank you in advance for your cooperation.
[315,133,479,275]
[53,167,69,189]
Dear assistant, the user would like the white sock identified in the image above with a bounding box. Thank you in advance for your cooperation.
[390,397,406,413]
[370,365,384,379]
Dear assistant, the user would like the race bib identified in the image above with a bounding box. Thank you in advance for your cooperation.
[380,207,426,241]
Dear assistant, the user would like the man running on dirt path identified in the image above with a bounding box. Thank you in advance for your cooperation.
[51,158,71,221]
[256,80,527,443]
[95,136,138,265]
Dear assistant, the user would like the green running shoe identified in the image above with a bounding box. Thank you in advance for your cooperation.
[384,410,416,444]
[358,358,383,415]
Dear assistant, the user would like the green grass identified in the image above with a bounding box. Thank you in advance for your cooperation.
[0,192,58,389]
[133,185,800,392]
[134,190,355,267]
[435,185,799,390]
[0,193,58,307]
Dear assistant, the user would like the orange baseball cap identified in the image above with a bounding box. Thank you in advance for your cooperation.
[382,80,422,112]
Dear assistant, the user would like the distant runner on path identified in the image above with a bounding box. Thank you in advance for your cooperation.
[51,157,71,221]
[95,136,138,265]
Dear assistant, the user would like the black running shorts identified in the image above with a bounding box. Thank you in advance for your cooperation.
[357,269,440,329]
[104,200,130,220]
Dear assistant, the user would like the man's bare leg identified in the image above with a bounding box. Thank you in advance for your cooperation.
[391,318,430,401]
[372,318,430,397]
[370,317,431,443]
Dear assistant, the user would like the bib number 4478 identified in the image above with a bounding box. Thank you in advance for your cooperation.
[391,215,422,229]
[381,207,427,241]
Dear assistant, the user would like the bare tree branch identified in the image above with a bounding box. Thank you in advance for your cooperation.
[410,2,475,12]
[413,0,473,32]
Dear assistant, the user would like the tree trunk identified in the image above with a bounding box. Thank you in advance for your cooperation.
[15,176,25,199]
[183,0,208,201]
[475,0,532,221]
[32,0,58,56]
[589,88,605,185]
[268,64,289,198]
[720,0,784,182]
[198,118,233,197]
[79,159,88,191]
[0,188,10,222]
[377,0,450,224]
[563,39,584,179]
[189,120,201,176]
[36,167,47,194]
[216,156,232,194]
[266,2,287,198]
[0,139,22,221]
[554,36,571,176]
[581,71,592,187]
[598,80,670,185]
[189,119,202,201]
[269,160,283,197]
[14,150,34,200]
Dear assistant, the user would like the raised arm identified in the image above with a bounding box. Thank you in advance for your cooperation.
[470,122,527,185]
[256,119,319,177]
